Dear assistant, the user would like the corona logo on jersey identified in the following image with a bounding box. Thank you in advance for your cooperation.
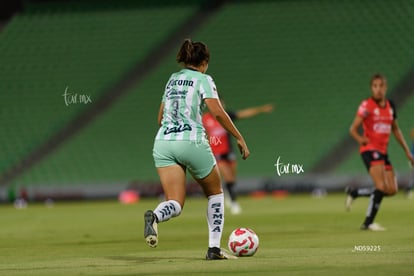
[166,79,194,88]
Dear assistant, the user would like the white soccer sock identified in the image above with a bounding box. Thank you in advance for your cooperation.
[206,193,224,248]
[154,200,182,223]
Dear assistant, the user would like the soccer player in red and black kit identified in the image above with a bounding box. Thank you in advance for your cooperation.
[347,73,414,231]
[203,102,273,214]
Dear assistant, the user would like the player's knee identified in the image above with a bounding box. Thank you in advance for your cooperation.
[385,186,398,196]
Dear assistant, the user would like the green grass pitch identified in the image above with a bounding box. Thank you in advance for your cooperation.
[1,193,413,275]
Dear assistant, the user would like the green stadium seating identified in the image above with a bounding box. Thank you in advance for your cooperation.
[0,1,201,186]
[2,0,414,190]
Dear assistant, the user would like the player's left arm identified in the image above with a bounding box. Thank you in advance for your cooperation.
[157,102,164,126]
[392,120,414,165]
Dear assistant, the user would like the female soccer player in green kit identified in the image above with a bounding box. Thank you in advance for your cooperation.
[144,39,250,260]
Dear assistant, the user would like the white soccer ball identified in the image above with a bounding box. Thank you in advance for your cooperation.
[228,227,259,257]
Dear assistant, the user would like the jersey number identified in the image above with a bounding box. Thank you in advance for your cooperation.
[171,100,179,120]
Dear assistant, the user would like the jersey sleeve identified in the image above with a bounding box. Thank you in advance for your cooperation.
[357,100,369,118]
[388,99,397,120]
[200,75,219,99]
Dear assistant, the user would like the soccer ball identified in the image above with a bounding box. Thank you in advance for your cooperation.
[228,227,259,257]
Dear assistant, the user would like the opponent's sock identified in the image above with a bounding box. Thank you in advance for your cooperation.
[225,182,237,202]
[154,200,182,223]
[207,193,224,248]
[362,189,384,227]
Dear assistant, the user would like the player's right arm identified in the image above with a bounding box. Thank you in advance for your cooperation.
[205,98,250,160]
[235,103,274,119]
[349,115,369,146]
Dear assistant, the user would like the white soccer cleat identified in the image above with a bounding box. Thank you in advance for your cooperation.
[230,202,242,215]
[366,223,386,231]
[345,195,354,212]
[344,187,355,212]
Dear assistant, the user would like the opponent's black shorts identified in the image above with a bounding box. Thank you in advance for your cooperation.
[361,150,393,171]
[214,152,236,162]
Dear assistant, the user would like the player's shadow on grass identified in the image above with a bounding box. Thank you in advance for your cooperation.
[107,256,201,263]
[54,238,138,246]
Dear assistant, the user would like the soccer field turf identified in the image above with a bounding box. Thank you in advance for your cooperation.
[1,193,413,275]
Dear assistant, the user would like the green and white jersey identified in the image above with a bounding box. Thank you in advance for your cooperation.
[155,68,219,141]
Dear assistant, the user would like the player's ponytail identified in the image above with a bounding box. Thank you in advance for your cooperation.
[177,39,193,64]
[176,38,210,66]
